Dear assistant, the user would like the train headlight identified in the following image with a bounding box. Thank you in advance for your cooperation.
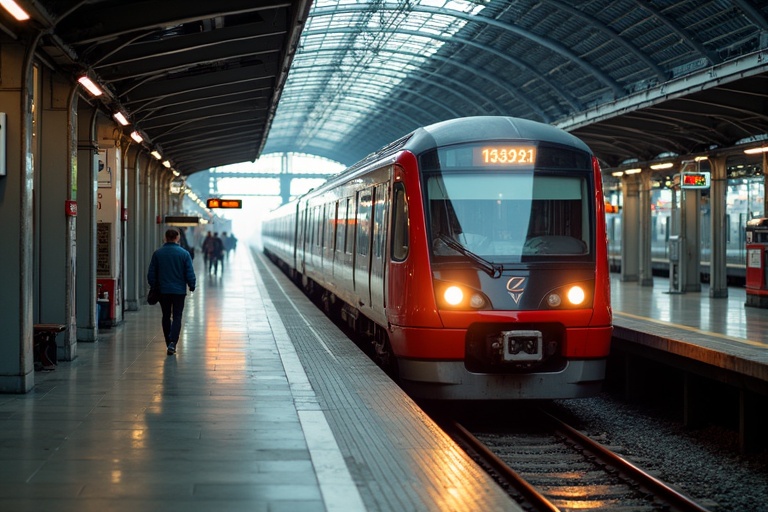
[541,282,593,309]
[567,286,586,305]
[469,293,486,309]
[444,286,463,306]
[435,281,491,310]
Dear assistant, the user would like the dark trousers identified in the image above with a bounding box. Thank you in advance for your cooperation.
[159,294,186,345]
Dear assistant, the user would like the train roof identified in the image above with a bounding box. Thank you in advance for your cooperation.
[346,116,593,174]
[268,116,594,213]
[406,116,593,155]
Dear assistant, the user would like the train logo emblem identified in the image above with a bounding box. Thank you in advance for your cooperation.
[506,276,526,303]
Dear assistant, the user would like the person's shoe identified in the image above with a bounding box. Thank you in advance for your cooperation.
[167,343,176,355]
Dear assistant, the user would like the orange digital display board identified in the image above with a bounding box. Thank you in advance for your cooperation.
[474,146,536,166]
[207,198,242,209]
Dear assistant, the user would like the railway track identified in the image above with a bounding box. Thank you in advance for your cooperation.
[445,408,711,512]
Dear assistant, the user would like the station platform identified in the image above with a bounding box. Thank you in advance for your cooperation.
[610,276,768,390]
[0,247,519,511]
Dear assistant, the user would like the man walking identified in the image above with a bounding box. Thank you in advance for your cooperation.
[148,229,196,355]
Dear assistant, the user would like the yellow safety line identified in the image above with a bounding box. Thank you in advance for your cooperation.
[613,311,768,348]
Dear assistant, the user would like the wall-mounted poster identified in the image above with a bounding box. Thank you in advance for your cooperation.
[97,154,112,188]
[97,222,111,276]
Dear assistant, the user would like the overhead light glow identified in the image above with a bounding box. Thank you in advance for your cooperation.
[162,160,171,168]
[151,150,162,160]
[130,131,143,143]
[78,76,103,97]
[0,0,30,20]
[744,147,768,155]
[650,162,674,170]
[624,168,642,174]
[113,112,129,126]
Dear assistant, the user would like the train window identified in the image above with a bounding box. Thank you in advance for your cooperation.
[324,202,335,250]
[391,182,409,261]
[345,197,354,254]
[357,189,372,257]
[426,172,591,262]
[373,184,388,259]
[315,205,323,248]
[336,200,346,252]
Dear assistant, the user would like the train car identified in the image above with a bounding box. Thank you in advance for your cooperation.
[262,116,612,400]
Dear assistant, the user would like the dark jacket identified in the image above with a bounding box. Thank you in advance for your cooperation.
[148,242,196,295]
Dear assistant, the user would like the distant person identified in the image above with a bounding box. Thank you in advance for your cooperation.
[201,232,213,265]
[220,232,230,259]
[223,231,237,257]
[206,232,225,274]
[147,229,196,355]
[178,227,195,260]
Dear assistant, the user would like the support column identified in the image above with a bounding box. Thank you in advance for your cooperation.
[620,173,640,282]
[279,152,291,205]
[76,108,100,341]
[639,170,653,286]
[683,188,702,292]
[709,156,728,298]
[0,41,35,392]
[37,69,79,361]
[124,147,142,311]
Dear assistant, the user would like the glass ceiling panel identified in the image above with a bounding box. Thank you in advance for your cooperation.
[264,0,488,158]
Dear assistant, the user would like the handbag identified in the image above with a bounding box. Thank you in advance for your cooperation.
[147,285,161,305]
[147,261,161,305]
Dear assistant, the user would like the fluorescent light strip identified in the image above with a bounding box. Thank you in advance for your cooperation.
[0,0,30,20]
[78,76,103,97]
[113,112,129,126]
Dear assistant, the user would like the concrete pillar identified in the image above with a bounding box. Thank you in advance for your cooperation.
[0,41,36,392]
[683,188,702,292]
[76,108,100,342]
[620,173,640,282]
[709,156,728,298]
[639,170,653,286]
[36,67,79,361]
[124,147,142,311]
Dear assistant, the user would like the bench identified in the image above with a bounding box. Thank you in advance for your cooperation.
[33,324,65,371]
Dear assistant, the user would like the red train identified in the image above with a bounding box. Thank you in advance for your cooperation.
[262,116,612,400]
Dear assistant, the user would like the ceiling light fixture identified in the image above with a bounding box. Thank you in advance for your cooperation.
[624,168,642,174]
[151,150,162,160]
[113,112,129,126]
[650,162,674,170]
[162,160,171,168]
[77,76,103,97]
[130,131,143,143]
[0,0,30,20]
[744,146,768,155]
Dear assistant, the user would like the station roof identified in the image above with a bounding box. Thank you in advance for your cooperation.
[7,0,768,174]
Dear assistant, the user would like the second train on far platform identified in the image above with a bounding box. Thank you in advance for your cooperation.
[262,116,613,400]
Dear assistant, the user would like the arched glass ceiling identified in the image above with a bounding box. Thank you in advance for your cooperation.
[263,0,487,163]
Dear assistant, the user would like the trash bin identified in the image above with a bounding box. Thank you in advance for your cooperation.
[98,297,111,328]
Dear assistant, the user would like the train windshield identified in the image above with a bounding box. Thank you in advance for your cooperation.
[425,170,593,264]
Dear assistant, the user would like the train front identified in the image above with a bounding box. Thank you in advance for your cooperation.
[393,119,613,400]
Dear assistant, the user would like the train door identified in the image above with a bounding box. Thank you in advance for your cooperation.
[370,183,389,312]
[354,188,373,306]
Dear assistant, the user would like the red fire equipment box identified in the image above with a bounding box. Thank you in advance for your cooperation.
[745,218,768,308]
